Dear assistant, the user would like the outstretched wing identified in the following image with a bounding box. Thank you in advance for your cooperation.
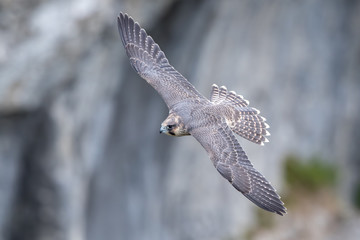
[190,121,286,215]
[117,12,205,108]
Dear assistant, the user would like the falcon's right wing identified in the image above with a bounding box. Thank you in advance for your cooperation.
[117,13,205,109]
[190,122,286,215]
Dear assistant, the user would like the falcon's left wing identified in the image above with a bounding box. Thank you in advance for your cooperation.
[190,121,286,215]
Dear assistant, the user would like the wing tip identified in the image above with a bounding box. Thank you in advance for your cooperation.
[118,11,125,18]
[277,203,288,216]
[245,192,287,216]
[117,12,129,47]
[275,208,287,216]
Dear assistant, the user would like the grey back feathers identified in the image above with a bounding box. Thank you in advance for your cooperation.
[117,12,286,215]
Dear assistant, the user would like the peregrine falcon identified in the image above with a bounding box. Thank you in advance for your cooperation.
[117,12,286,215]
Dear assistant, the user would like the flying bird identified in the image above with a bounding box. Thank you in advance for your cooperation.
[117,12,286,215]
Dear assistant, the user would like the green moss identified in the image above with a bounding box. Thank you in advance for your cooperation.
[284,154,337,191]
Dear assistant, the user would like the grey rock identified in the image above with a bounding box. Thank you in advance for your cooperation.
[1,0,360,240]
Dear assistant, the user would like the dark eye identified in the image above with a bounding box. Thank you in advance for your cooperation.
[167,125,174,130]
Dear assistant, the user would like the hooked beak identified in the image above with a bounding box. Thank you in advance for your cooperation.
[160,125,167,134]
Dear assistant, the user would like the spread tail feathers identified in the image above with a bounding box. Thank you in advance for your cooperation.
[210,84,270,145]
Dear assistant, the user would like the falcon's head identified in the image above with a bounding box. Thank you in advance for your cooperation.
[160,113,190,137]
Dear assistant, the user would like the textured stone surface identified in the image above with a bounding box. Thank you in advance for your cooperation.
[1,0,360,240]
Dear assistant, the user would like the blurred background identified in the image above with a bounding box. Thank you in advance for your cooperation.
[1,0,360,239]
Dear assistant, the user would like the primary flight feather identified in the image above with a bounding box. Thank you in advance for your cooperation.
[117,12,286,215]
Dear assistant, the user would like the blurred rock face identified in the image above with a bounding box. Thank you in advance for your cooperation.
[1,0,360,240]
